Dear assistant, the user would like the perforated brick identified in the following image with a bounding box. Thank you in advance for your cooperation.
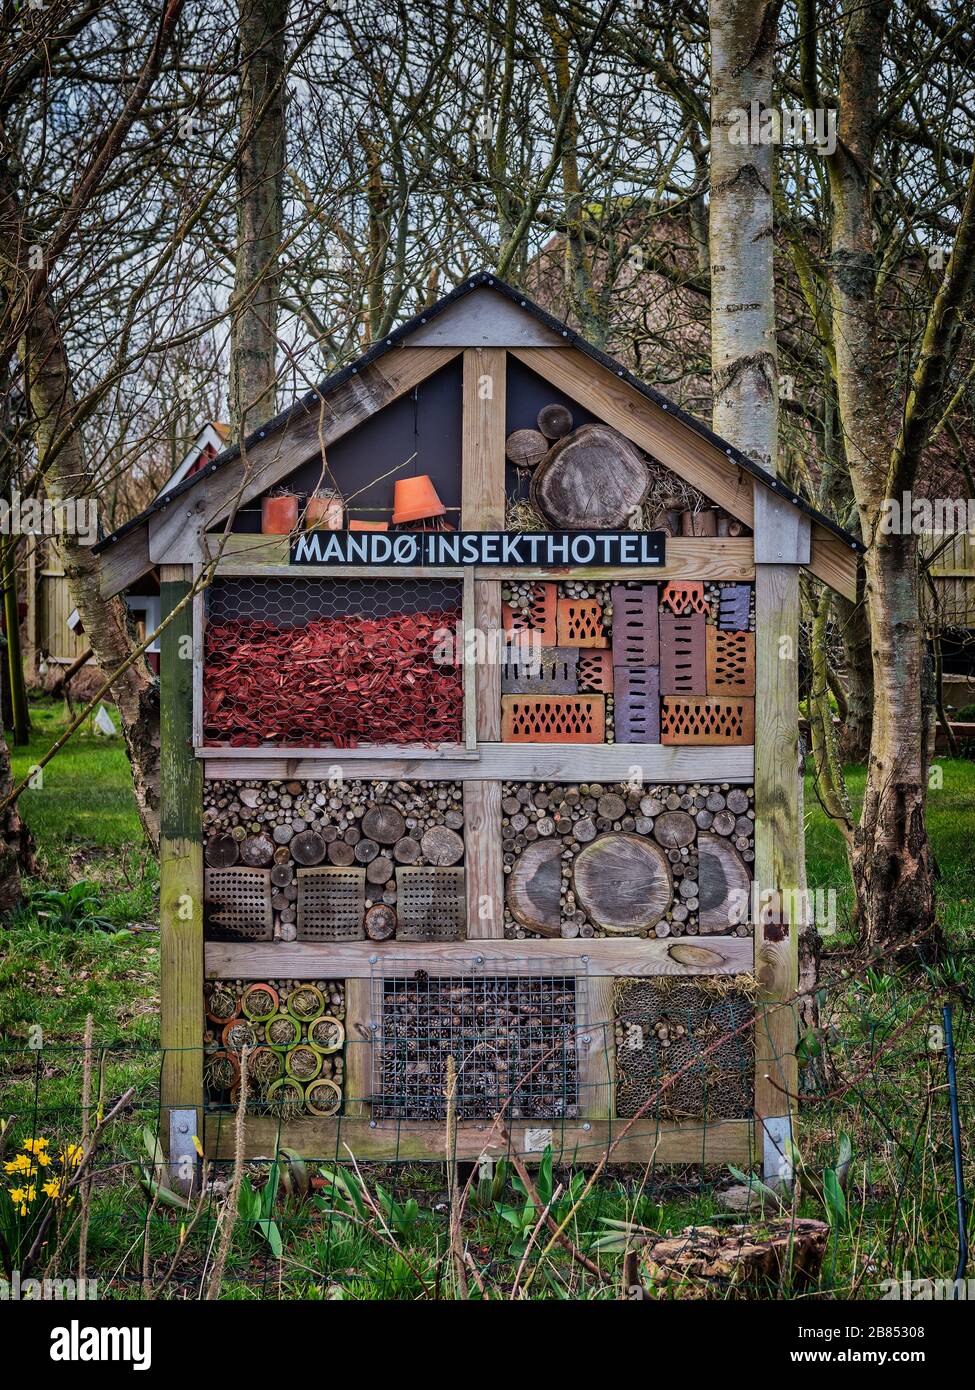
[502,583,557,645]
[395,866,466,940]
[661,696,755,746]
[611,585,659,667]
[577,650,614,693]
[717,584,751,631]
[660,581,709,616]
[501,695,606,742]
[296,866,366,941]
[659,613,707,694]
[706,627,756,696]
[205,868,273,940]
[501,645,579,695]
[614,666,661,743]
[556,597,608,647]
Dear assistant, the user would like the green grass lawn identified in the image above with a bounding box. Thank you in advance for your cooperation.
[1,696,972,1299]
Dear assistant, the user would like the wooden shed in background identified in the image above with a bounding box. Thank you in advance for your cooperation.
[96,274,861,1181]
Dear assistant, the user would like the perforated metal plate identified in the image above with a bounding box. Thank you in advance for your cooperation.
[395,866,466,940]
[205,867,273,940]
[296,866,366,941]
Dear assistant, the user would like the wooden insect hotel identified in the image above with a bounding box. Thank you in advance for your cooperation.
[97,275,861,1177]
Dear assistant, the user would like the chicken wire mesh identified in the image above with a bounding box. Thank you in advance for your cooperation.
[203,576,464,747]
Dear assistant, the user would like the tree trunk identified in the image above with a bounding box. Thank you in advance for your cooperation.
[708,0,781,467]
[825,0,939,955]
[835,587,873,760]
[0,725,33,916]
[19,290,161,851]
[229,0,286,441]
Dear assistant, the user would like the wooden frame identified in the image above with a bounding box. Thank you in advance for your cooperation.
[153,327,851,1176]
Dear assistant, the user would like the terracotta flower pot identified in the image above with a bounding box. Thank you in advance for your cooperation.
[261,493,299,534]
[305,491,344,530]
[392,474,445,524]
[349,519,389,531]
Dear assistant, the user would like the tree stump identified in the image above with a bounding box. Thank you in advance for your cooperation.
[635,1219,828,1295]
[530,423,649,529]
[573,832,673,933]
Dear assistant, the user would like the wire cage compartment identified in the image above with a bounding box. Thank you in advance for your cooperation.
[370,967,586,1121]
[201,575,467,750]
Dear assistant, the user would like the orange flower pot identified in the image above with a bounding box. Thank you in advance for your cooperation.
[349,519,389,531]
[305,492,344,530]
[392,474,445,524]
[262,494,298,534]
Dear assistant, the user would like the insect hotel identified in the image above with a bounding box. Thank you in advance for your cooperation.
[96,275,861,1179]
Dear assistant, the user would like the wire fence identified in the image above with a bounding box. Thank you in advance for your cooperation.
[1,965,971,1299]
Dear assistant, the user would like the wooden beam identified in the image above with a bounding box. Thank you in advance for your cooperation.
[581,976,616,1121]
[511,346,856,596]
[205,1114,752,1165]
[461,347,507,527]
[212,538,755,583]
[342,979,372,1120]
[752,564,801,1181]
[199,742,755,782]
[205,934,754,978]
[159,564,204,1147]
[753,488,810,564]
[98,524,152,599]
[463,781,503,938]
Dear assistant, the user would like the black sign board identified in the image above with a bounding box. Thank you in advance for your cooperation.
[290,529,666,568]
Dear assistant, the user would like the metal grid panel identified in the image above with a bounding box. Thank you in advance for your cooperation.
[395,866,466,940]
[205,867,273,940]
[371,971,582,1120]
[207,576,462,623]
[296,866,366,941]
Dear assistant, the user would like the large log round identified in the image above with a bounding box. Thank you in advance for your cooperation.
[573,832,673,934]
[506,839,562,936]
[530,423,649,529]
[361,805,406,844]
[697,833,751,931]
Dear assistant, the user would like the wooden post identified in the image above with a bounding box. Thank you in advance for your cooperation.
[159,564,204,1163]
[752,562,801,1183]
[462,348,506,940]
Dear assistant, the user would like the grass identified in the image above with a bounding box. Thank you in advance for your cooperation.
[0,695,972,1299]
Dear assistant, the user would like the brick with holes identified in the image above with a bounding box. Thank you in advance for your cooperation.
[611,584,659,667]
[614,666,661,743]
[659,613,707,694]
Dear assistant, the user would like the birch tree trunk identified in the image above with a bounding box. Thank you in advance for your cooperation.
[229,0,286,441]
[708,0,780,467]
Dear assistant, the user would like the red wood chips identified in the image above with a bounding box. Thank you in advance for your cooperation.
[204,609,463,747]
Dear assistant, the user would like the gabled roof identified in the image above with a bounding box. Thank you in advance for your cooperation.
[95,271,863,564]
[153,422,229,503]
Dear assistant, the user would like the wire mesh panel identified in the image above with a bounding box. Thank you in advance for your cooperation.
[371,972,581,1120]
[203,577,463,747]
[204,867,273,940]
[296,866,366,941]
